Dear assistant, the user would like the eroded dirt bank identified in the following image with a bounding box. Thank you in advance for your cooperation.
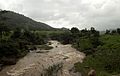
[0,41,85,76]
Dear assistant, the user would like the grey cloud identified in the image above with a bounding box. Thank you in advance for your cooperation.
[0,0,120,30]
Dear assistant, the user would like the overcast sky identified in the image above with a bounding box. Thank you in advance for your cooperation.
[0,0,120,30]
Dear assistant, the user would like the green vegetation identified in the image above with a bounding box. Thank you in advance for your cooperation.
[41,63,63,76]
[74,30,120,76]
[47,26,120,76]
[49,31,73,44]
[72,27,101,55]
[0,10,53,30]
[0,20,50,67]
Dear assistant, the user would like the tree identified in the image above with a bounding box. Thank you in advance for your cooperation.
[105,30,110,34]
[117,28,120,34]
[111,30,116,34]
[70,27,79,34]
[81,28,89,37]
[90,27,96,34]
[70,27,80,43]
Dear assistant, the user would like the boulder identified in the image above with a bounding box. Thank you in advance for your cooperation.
[88,69,96,76]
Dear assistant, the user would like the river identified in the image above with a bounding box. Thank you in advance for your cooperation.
[0,41,85,76]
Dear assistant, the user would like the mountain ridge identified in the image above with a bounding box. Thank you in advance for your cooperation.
[0,10,54,30]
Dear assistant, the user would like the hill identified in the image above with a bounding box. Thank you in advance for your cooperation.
[0,10,54,30]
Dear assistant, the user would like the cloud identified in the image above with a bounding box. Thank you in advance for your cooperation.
[0,0,120,30]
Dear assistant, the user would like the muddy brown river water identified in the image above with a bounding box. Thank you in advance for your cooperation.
[0,41,85,76]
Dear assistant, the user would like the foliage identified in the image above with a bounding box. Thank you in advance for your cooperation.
[41,63,63,76]
[73,38,94,55]
[0,40,28,65]
[0,27,48,66]
[74,35,120,76]
[105,30,110,34]
[70,27,80,34]
[0,10,53,31]
[105,28,120,35]
[49,31,73,44]
[117,28,120,34]
[72,27,101,55]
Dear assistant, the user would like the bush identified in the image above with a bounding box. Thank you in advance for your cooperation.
[0,40,28,65]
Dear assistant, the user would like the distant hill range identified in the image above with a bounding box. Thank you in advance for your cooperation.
[0,10,54,30]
